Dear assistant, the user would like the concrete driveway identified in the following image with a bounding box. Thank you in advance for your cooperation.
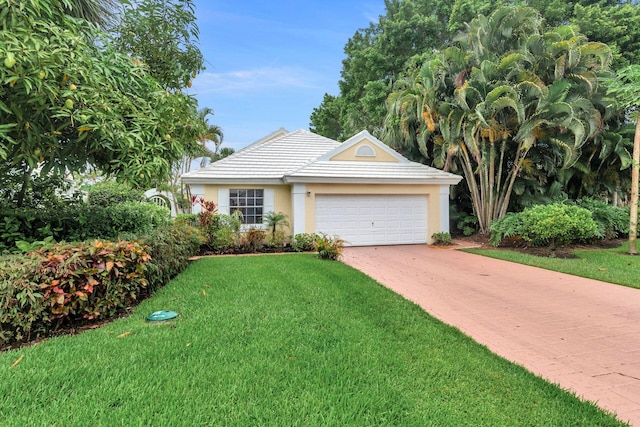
[342,244,640,426]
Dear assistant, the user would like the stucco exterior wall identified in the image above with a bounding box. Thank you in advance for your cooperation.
[202,184,293,233]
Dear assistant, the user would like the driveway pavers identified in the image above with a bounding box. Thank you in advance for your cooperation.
[342,243,640,426]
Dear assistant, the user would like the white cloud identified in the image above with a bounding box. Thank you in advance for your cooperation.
[189,66,319,96]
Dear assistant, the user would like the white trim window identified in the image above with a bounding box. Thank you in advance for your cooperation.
[229,189,264,225]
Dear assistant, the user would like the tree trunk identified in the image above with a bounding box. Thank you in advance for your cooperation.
[628,116,640,254]
[16,168,31,208]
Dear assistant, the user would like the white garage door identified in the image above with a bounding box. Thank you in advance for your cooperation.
[315,194,428,246]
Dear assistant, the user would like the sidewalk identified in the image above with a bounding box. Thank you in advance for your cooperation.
[342,244,640,426]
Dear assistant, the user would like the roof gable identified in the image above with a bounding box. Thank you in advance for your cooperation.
[320,130,407,164]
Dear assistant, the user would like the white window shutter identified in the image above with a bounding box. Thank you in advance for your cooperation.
[264,189,274,214]
[218,189,230,214]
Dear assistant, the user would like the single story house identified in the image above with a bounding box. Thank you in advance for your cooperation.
[181,128,463,246]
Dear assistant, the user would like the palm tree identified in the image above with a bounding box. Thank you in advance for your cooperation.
[64,0,119,28]
[196,107,224,167]
[263,211,289,239]
[383,6,614,233]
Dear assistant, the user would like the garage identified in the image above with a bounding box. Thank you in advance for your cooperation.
[315,194,428,246]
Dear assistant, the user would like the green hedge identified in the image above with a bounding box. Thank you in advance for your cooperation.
[0,202,170,252]
[136,223,203,293]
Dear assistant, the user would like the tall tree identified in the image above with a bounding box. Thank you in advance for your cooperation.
[114,0,204,91]
[0,0,203,205]
[311,0,640,141]
[384,6,614,233]
[606,65,640,254]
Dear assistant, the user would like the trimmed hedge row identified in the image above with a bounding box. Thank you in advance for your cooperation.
[0,223,202,347]
[0,202,170,253]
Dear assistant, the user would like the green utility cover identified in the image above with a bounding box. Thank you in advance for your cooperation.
[146,310,179,322]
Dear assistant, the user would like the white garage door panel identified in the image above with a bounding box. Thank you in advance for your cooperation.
[315,194,428,246]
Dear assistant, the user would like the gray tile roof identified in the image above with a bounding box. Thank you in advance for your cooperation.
[181,129,462,185]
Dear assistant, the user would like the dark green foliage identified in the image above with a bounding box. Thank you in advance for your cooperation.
[575,198,630,238]
[0,169,82,210]
[136,223,203,293]
[0,202,170,252]
[86,181,144,206]
[290,233,318,252]
[315,234,345,260]
[0,240,151,345]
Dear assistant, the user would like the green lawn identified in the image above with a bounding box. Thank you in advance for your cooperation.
[465,241,640,289]
[0,255,627,426]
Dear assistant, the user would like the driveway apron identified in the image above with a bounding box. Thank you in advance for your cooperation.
[342,244,640,426]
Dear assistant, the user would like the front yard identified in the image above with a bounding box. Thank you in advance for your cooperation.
[0,254,625,426]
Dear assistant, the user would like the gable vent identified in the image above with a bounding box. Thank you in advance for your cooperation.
[355,145,375,157]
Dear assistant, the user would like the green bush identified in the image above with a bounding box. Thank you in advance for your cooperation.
[431,231,452,245]
[519,203,599,248]
[208,213,242,251]
[290,233,318,252]
[87,181,144,206]
[136,223,203,293]
[175,213,199,227]
[266,229,288,251]
[0,240,151,346]
[0,202,170,252]
[575,198,629,239]
[315,234,345,260]
[489,213,524,247]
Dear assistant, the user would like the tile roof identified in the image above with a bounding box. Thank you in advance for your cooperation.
[284,161,462,184]
[181,129,462,185]
[181,129,340,184]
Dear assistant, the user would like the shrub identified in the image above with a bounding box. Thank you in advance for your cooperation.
[0,240,151,346]
[266,229,288,251]
[208,213,242,251]
[290,233,318,252]
[0,202,171,252]
[519,203,599,249]
[87,181,144,206]
[240,229,266,252]
[575,198,629,239]
[489,213,524,247]
[175,213,199,227]
[315,234,345,260]
[136,223,203,293]
[431,231,452,245]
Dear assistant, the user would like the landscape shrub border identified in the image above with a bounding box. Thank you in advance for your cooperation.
[0,240,150,346]
[0,223,203,348]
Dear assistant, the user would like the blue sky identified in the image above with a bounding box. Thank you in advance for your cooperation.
[187,1,386,152]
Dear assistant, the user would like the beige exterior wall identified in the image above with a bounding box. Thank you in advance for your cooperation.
[303,183,442,244]
[329,140,399,163]
[202,184,293,234]
[202,182,445,244]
